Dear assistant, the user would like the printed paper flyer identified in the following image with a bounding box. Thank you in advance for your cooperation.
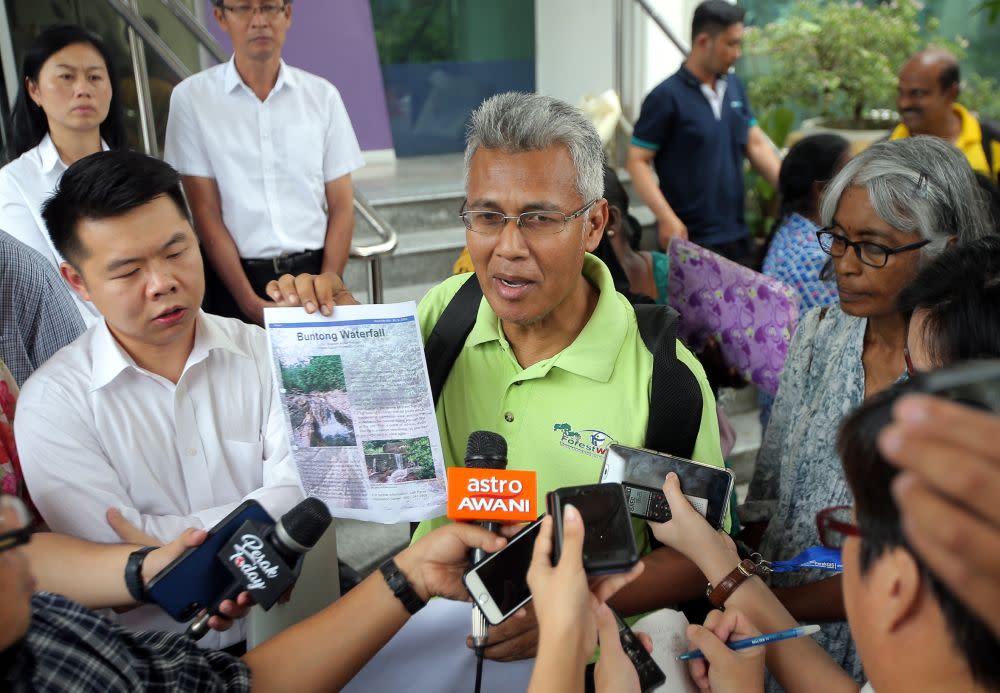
[265,303,446,523]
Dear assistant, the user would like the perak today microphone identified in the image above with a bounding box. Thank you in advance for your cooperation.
[186,497,332,640]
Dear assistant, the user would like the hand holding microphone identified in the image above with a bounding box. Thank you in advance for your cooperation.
[186,497,332,639]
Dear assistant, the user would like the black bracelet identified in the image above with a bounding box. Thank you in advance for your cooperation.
[378,558,426,615]
[124,546,157,603]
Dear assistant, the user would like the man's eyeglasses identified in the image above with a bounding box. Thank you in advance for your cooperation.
[816,505,862,549]
[0,495,32,554]
[816,228,930,268]
[459,200,597,237]
[220,3,286,19]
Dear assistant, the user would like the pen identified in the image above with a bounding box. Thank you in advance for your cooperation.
[677,624,821,661]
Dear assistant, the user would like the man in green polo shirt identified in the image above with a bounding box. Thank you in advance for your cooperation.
[268,91,725,662]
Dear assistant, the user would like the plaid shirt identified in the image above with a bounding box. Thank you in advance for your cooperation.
[4,592,251,692]
[0,231,84,387]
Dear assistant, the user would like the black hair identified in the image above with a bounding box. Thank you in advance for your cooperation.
[590,165,654,304]
[938,60,960,92]
[896,237,1000,367]
[41,150,189,267]
[8,25,127,161]
[973,173,1000,234]
[838,386,1000,689]
[211,0,293,6]
[692,0,745,40]
[778,134,850,220]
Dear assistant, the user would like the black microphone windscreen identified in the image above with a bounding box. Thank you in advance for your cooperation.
[277,497,332,552]
[464,430,508,470]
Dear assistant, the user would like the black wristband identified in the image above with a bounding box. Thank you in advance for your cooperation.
[124,546,157,603]
[378,558,426,615]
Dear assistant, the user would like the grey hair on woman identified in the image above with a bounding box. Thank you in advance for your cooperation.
[464,92,605,203]
[820,135,993,258]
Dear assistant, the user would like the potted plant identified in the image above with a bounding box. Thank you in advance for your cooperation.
[743,0,969,138]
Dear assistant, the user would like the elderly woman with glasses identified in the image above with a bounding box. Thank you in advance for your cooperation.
[739,135,993,687]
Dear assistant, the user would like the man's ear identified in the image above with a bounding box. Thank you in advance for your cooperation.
[583,199,609,253]
[870,546,923,635]
[212,5,228,31]
[60,262,91,302]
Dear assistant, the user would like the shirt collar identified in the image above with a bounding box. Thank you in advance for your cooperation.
[38,133,111,175]
[464,254,629,383]
[890,103,980,144]
[89,311,250,392]
[953,103,982,150]
[224,55,295,95]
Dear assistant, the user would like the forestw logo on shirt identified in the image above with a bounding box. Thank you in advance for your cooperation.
[552,423,615,460]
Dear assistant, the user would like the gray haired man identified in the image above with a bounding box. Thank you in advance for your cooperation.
[270,92,727,662]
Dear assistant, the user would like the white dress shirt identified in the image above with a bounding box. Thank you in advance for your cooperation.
[15,310,305,647]
[0,134,103,325]
[164,58,364,259]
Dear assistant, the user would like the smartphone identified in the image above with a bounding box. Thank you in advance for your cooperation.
[601,444,735,529]
[906,360,1000,412]
[146,500,274,622]
[613,609,666,693]
[546,483,639,575]
[463,517,543,626]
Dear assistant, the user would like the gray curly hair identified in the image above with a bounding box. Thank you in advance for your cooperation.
[820,136,993,259]
[463,92,605,203]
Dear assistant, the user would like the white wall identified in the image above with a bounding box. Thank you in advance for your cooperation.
[534,0,617,107]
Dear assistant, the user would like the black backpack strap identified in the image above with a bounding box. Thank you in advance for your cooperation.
[634,304,703,459]
[424,274,483,405]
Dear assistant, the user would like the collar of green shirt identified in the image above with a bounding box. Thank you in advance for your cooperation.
[463,254,630,383]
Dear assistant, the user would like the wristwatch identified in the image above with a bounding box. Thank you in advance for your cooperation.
[706,557,760,608]
[379,558,426,615]
[124,546,157,603]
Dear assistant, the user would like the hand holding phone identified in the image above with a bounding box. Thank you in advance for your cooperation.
[463,517,543,625]
[594,605,666,693]
[546,483,639,575]
[601,444,734,529]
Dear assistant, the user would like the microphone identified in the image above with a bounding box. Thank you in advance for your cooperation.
[463,431,509,567]
[186,497,332,640]
[461,431,508,654]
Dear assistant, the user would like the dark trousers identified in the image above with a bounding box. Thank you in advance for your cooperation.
[704,236,758,269]
[204,249,323,323]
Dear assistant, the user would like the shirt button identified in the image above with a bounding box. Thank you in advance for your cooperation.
[513,381,523,386]
[504,412,514,423]
[186,448,197,456]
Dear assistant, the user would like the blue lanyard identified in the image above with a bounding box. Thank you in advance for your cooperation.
[770,546,843,574]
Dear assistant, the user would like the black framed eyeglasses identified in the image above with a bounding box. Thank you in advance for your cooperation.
[816,228,930,268]
[459,200,597,237]
[220,3,287,19]
[816,505,862,549]
[0,495,32,554]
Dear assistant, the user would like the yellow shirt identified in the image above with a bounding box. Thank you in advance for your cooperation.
[890,103,1000,180]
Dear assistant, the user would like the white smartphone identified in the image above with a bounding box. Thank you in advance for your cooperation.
[463,518,543,626]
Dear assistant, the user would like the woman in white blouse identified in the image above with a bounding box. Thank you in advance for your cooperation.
[0,25,127,324]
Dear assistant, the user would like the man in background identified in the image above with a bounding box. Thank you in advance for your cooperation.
[627,0,779,265]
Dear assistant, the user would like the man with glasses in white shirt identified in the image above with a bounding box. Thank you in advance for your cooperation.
[164,0,363,325]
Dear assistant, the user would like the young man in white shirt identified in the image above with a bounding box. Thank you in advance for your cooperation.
[14,150,305,649]
[163,0,364,325]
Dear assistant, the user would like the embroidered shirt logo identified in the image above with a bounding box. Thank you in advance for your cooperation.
[553,423,615,459]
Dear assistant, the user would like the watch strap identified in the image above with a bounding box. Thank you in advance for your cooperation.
[707,557,757,608]
[379,558,426,615]
[124,546,157,603]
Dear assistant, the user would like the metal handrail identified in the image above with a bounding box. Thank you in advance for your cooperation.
[352,189,399,304]
[158,0,230,64]
[633,0,691,55]
[103,0,193,80]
